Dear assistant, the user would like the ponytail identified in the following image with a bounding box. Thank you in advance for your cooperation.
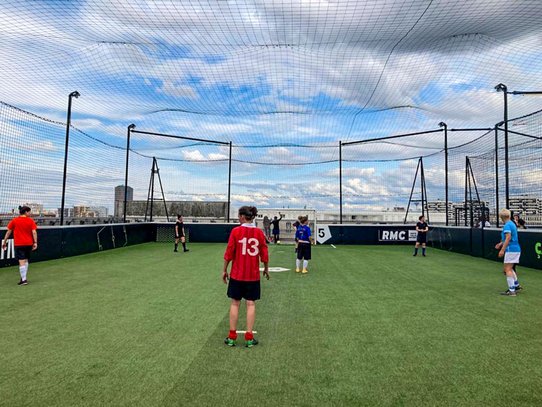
[238,206,258,221]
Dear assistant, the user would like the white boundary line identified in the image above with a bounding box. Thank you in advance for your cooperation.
[236,330,258,334]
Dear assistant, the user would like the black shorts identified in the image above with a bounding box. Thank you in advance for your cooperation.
[15,246,32,260]
[416,234,427,244]
[297,242,311,260]
[272,229,279,235]
[175,234,184,239]
[227,278,261,301]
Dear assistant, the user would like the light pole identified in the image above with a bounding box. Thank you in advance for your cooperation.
[60,91,80,226]
[339,141,343,225]
[438,122,448,225]
[123,124,136,223]
[494,84,542,209]
[494,84,509,209]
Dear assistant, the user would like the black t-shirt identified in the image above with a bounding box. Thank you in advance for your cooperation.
[175,221,184,236]
[270,217,282,230]
[416,222,428,234]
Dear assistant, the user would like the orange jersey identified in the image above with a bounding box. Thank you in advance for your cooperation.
[7,216,37,246]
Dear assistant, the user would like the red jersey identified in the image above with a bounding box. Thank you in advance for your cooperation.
[224,224,269,282]
[7,216,37,246]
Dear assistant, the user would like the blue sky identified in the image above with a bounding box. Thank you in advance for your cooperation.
[1,1,542,214]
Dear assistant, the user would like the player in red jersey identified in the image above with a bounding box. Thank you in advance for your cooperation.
[2,205,38,285]
[223,206,269,348]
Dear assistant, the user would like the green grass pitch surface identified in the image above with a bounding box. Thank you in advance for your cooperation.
[1,243,542,406]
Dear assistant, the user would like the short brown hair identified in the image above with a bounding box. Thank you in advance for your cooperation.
[298,215,309,224]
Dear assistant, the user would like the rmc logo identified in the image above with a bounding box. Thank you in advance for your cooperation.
[379,230,417,241]
[1,239,15,260]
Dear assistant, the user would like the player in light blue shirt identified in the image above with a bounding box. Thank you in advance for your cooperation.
[495,209,522,296]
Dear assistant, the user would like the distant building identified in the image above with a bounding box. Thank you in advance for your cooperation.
[114,185,133,218]
[24,203,43,215]
[509,195,542,215]
[58,207,74,218]
[426,200,453,214]
[125,200,227,219]
[73,205,108,218]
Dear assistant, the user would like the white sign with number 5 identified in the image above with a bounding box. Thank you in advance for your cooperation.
[316,225,332,244]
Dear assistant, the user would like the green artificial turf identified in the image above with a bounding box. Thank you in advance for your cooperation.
[1,243,541,406]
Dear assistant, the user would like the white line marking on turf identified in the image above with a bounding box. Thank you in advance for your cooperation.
[260,267,290,272]
[236,330,257,334]
[331,244,336,249]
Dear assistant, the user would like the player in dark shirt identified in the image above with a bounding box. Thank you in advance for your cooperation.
[413,215,429,257]
[270,213,283,244]
[174,215,189,252]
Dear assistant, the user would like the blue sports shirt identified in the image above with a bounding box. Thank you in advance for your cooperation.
[295,225,311,242]
[502,220,521,253]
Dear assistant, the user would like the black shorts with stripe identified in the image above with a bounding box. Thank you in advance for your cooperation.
[227,278,261,301]
[416,233,427,244]
[297,242,312,260]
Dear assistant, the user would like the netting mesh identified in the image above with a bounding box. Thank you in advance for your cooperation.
[1,1,542,224]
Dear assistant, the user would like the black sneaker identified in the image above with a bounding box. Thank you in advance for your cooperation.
[17,280,28,286]
[184,249,189,252]
[174,249,178,252]
[224,337,236,347]
[245,338,259,348]
[422,254,426,257]
[515,285,523,291]
[500,289,517,296]
[413,254,417,257]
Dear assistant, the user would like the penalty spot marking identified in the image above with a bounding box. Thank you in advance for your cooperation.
[260,266,290,272]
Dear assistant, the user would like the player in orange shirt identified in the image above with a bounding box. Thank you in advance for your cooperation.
[223,206,269,347]
[2,206,38,285]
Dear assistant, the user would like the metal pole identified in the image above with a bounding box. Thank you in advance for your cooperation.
[123,124,135,223]
[420,157,428,223]
[464,157,469,226]
[503,89,509,209]
[495,84,509,208]
[405,158,421,224]
[439,122,448,225]
[60,91,80,226]
[150,158,156,222]
[227,141,232,223]
[495,124,500,228]
[339,141,343,224]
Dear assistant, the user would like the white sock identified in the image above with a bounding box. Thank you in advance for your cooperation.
[20,265,27,281]
[303,260,309,269]
[296,259,301,269]
[506,277,515,291]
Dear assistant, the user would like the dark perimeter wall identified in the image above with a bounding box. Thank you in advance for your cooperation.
[2,223,541,270]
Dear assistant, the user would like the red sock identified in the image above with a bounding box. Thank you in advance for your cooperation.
[229,330,237,340]
[245,331,254,341]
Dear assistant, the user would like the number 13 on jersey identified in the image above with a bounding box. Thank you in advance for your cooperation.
[239,237,260,256]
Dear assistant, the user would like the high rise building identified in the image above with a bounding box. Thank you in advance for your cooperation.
[114,185,133,218]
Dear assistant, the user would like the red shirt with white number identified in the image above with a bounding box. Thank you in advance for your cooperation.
[7,216,37,246]
[224,224,269,282]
